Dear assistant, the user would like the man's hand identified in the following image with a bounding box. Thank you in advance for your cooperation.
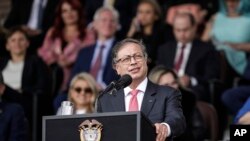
[21,25,41,36]
[179,75,190,87]
[155,123,168,141]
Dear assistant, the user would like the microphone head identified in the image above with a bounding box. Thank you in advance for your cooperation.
[115,74,132,90]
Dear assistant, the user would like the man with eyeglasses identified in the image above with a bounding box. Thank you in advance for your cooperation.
[97,38,186,141]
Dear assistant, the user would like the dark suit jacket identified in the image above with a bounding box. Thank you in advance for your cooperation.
[97,80,186,138]
[71,41,119,86]
[4,0,59,32]
[157,40,219,85]
[0,55,50,119]
[0,102,28,141]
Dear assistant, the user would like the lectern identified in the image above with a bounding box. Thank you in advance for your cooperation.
[43,111,156,141]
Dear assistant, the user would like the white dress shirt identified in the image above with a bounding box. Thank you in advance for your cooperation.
[124,77,171,137]
[91,37,115,87]
[174,42,198,86]
[27,0,48,29]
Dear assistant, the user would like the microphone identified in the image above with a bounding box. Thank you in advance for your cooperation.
[101,74,132,95]
[95,74,132,112]
[114,74,132,91]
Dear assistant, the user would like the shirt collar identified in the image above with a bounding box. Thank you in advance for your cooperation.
[177,42,192,48]
[97,37,115,49]
[124,77,148,96]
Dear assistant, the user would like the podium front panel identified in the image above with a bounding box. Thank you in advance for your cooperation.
[43,112,140,141]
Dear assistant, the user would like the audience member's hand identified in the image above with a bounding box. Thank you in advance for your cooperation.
[58,55,73,67]
[155,123,168,141]
[238,112,250,125]
[0,84,6,95]
[127,17,140,37]
[21,25,41,36]
[179,75,190,87]
[225,42,241,50]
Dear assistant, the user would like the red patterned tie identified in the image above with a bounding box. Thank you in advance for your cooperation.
[129,89,139,111]
[90,45,105,79]
[174,44,186,73]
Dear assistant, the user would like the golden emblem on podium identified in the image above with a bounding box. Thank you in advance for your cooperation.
[79,119,103,141]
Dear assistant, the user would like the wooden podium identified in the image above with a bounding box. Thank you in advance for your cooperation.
[43,111,156,141]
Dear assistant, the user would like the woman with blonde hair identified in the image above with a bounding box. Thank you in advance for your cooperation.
[57,72,98,115]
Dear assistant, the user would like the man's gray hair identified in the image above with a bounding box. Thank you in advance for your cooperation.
[112,38,148,65]
[93,6,120,22]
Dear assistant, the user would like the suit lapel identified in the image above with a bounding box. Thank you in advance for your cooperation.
[111,89,125,111]
[141,81,156,116]
[186,40,197,72]
[169,42,178,67]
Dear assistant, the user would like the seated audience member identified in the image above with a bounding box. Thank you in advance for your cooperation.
[38,0,95,92]
[157,12,220,101]
[57,72,98,115]
[202,0,250,80]
[71,6,120,88]
[0,27,50,127]
[0,101,28,141]
[222,45,250,116]
[127,0,174,69]
[97,38,186,141]
[235,96,250,124]
[0,71,28,141]
[84,0,139,39]
[4,0,60,53]
[54,7,120,111]
[148,65,206,141]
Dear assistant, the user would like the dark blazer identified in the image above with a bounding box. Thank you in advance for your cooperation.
[71,41,119,86]
[97,80,186,138]
[4,0,59,32]
[157,39,220,86]
[0,55,50,120]
[0,102,28,141]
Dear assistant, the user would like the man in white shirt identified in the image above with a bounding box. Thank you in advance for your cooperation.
[97,38,186,140]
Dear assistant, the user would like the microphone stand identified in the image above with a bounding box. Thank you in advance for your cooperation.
[94,82,117,112]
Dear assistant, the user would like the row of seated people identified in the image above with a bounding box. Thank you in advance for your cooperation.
[0,0,250,140]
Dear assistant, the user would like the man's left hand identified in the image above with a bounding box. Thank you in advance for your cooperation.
[155,123,168,141]
[179,75,190,87]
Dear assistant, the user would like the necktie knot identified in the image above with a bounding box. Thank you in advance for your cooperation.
[130,89,139,96]
[181,44,186,50]
[100,44,105,49]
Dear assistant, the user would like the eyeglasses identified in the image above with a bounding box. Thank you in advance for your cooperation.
[72,87,93,94]
[115,53,145,65]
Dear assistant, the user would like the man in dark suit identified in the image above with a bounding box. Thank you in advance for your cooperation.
[71,6,120,88]
[4,0,60,53]
[4,0,59,32]
[157,13,219,101]
[97,38,186,140]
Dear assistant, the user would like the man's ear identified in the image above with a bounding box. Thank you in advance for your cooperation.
[113,64,120,75]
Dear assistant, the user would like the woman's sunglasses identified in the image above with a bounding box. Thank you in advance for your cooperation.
[72,87,93,94]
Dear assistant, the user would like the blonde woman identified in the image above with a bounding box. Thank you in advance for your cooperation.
[57,72,98,115]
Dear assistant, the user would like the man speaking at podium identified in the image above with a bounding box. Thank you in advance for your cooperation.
[97,38,186,141]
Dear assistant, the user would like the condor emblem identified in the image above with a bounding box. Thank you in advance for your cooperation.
[79,119,103,141]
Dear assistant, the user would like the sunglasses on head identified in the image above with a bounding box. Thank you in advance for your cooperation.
[72,87,93,94]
